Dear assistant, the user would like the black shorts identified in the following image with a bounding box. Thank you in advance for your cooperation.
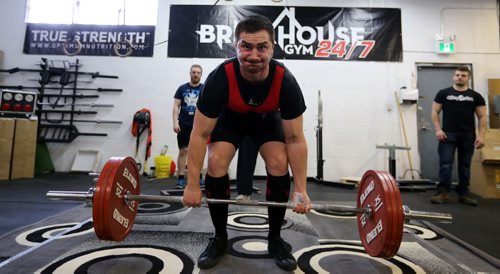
[210,110,285,149]
[177,125,192,149]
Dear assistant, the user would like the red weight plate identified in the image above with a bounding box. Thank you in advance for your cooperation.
[98,159,121,240]
[380,172,404,257]
[101,157,140,241]
[92,158,114,240]
[375,171,400,258]
[375,171,404,258]
[375,171,396,258]
[377,171,404,258]
[375,171,398,258]
[378,171,399,257]
[356,170,399,258]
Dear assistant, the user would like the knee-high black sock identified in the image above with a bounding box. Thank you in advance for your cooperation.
[266,172,291,239]
[205,173,230,237]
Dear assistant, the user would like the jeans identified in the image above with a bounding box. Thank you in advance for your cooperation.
[437,131,476,196]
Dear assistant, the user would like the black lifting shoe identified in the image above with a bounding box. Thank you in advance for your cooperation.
[268,237,297,271]
[197,235,227,269]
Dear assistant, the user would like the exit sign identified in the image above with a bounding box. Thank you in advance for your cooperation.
[437,41,455,54]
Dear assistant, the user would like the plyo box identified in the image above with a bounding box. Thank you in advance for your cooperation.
[10,118,38,180]
[0,118,15,180]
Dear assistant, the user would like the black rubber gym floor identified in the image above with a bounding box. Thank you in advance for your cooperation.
[0,172,499,272]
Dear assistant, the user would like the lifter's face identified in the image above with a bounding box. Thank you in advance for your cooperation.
[236,30,274,81]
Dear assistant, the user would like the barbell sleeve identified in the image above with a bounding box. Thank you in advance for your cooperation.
[46,191,92,201]
[403,205,452,223]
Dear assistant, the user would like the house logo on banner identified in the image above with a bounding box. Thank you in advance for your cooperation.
[168,5,402,62]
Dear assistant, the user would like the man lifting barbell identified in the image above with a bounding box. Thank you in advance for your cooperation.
[181,15,310,271]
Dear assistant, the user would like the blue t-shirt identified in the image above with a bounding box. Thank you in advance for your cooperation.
[174,82,203,128]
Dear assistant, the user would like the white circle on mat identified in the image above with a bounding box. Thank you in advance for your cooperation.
[228,213,269,229]
[16,223,92,246]
[242,241,268,252]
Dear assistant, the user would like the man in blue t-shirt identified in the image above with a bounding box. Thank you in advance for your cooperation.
[172,64,204,188]
[430,66,487,206]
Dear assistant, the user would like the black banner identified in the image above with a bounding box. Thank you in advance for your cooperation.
[23,24,155,57]
[168,6,402,62]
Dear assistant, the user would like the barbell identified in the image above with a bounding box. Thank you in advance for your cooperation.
[46,156,452,259]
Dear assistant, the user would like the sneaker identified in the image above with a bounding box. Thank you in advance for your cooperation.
[236,194,251,201]
[176,178,186,189]
[458,195,478,206]
[198,235,227,269]
[430,192,449,204]
[268,237,297,271]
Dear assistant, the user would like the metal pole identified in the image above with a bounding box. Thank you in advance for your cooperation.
[403,205,452,223]
[316,90,324,182]
[127,194,369,214]
[46,191,93,201]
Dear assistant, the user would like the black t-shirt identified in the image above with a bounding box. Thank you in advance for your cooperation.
[197,58,306,120]
[174,82,203,128]
[434,87,485,132]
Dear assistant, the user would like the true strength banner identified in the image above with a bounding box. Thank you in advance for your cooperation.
[168,5,402,62]
[23,24,155,57]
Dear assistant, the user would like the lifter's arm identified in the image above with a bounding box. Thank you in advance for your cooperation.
[282,115,311,213]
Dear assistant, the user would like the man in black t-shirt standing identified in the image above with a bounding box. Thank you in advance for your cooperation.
[430,66,486,206]
[172,64,203,188]
[182,16,311,271]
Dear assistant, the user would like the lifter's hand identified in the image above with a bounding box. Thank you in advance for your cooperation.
[182,182,202,207]
[291,191,311,214]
